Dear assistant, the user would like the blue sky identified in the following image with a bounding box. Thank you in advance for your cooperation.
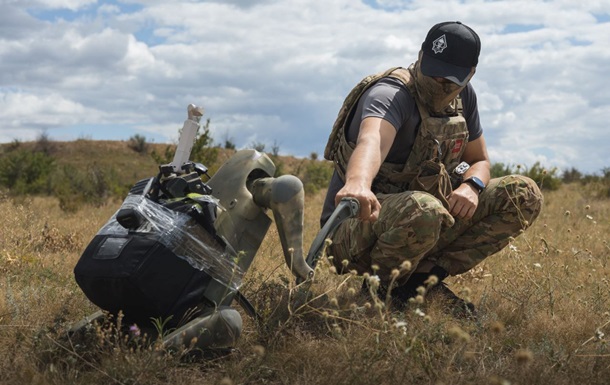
[1,0,609,174]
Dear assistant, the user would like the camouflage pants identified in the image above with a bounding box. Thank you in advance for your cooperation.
[327,175,543,285]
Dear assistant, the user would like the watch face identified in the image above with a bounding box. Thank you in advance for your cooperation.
[465,177,485,192]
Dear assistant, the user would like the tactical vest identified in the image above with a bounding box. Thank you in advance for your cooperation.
[324,65,469,201]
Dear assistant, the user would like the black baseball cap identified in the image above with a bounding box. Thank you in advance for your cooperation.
[420,21,481,86]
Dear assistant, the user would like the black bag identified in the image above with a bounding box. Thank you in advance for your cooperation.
[74,232,224,326]
[74,178,238,327]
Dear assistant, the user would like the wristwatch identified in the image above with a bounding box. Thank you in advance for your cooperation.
[463,176,485,194]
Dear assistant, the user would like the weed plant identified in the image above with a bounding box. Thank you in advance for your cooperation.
[0,182,609,384]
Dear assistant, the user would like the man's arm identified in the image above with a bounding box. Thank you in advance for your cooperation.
[335,117,396,222]
[446,135,491,219]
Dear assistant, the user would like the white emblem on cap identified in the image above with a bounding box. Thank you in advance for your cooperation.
[432,34,447,54]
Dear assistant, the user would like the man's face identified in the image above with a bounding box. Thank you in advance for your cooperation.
[430,75,463,94]
[414,51,474,115]
[432,77,454,84]
[414,65,465,116]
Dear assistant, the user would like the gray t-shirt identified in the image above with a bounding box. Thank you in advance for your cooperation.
[320,77,483,226]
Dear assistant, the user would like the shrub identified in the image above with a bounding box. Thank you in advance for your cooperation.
[6,139,21,151]
[489,162,561,191]
[250,141,266,152]
[0,149,56,195]
[34,130,56,155]
[270,156,285,177]
[150,144,174,165]
[490,162,514,178]
[52,163,125,212]
[190,119,219,170]
[520,161,561,191]
[128,134,149,154]
[302,160,334,194]
[271,140,281,157]
[580,167,610,198]
[224,136,236,150]
[562,167,582,183]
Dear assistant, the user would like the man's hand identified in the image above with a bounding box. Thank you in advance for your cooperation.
[335,185,381,222]
[448,135,491,220]
[446,183,479,219]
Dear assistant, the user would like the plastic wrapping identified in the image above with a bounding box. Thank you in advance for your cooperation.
[97,194,244,289]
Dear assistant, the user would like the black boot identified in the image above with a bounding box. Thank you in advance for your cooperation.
[390,265,449,303]
[427,281,476,318]
[359,268,442,305]
[392,266,476,318]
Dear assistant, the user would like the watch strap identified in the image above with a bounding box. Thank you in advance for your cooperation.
[463,177,485,193]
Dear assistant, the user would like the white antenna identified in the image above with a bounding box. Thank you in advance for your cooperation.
[169,104,205,174]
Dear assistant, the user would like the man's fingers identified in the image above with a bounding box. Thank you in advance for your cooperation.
[358,199,371,220]
[447,190,478,219]
[336,190,380,222]
[455,202,476,219]
[360,197,381,222]
[368,200,381,222]
[450,201,463,217]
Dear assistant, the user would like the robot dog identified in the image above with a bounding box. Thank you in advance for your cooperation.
[71,104,358,352]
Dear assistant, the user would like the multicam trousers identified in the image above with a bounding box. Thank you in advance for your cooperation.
[327,175,543,285]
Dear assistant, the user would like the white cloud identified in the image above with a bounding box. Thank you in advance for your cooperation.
[0,90,103,142]
[97,3,119,13]
[0,0,608,174]
[17,0,97,11]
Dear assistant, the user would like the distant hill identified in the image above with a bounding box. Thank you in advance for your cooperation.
[0,139,333,211]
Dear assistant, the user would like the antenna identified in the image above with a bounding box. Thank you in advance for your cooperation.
[168,104,205,174]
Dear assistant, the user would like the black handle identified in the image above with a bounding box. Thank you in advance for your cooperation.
[304,197,360,270]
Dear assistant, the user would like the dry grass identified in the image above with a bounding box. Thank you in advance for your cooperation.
[1,182,609,385]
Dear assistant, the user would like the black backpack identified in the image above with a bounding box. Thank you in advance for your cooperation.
[74,177,239,327]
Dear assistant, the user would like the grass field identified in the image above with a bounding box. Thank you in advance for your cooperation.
[1,177,609,384]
